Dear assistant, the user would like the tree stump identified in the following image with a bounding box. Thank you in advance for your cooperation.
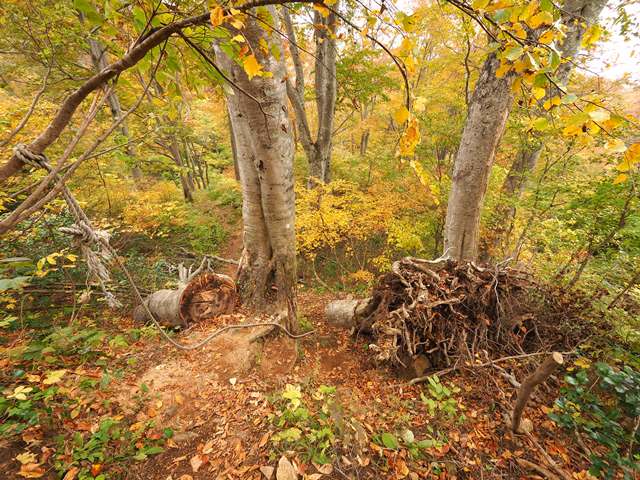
[133,273,237,327]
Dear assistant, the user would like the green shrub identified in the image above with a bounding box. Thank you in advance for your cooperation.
[549,362,640,479]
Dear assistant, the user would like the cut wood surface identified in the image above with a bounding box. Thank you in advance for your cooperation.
[133,273,237,327]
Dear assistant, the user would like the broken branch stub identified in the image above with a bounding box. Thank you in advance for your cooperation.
[133,273,237,327]
[512,352,564,433]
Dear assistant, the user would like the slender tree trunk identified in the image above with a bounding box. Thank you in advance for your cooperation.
[485,0,607,256]
[86,36,143,182]
[214,9,298,330]
[444,53,513,261]
[282,6,337,187]
[169,137,193,202]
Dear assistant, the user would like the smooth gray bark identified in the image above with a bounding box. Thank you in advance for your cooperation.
[282,6,337,186]
[214,9,298,329]
[444,53,514,262]
[86,35,143,182]
[485,0,608,257]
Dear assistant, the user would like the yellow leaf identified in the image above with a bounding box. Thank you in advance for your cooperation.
[605,139,627,153]
[243,54,263,79]
[398,117,421,157]
[232,34,245,43]
[581,24,601,48]
[413,96,427,113]
[588,109,610,122]
[539,29,555,44]
[511,22,527,40]
[313,3,330,18]
[511,77,523,93]
[513,59,528,74]
[209,6,224,27]
[43,369,67,385]
[574,357,591,369]
[495,62,512,78]
[472,0,490,10]
[19,463,46,478]
[519,0,539,21]
[532,87,545,100]
[16,453,38,465]
[527,11,553,29]
[613,173,628,184]
[393,105,410,125]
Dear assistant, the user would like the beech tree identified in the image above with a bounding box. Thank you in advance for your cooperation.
[486,0,608,256]
[443,0,608,262]
[82,21,143,182]
[443,51,514,262]
[213,8,298,328]
[282,5,338,185]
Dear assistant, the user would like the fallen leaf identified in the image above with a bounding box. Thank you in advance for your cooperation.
[16,452,38,465]
[91,464,103,476]
[276,456,298,480]
[62,467,79,480]
[260,465,275,479]
[18,463,46,478]
[43,369,67,385]
[258,431,270,448]
[229,377,237,385]
[190,454,208,473]
[202,440,214,454]
[313,462,333,474]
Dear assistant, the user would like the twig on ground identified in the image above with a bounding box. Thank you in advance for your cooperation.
[517,458,561,480]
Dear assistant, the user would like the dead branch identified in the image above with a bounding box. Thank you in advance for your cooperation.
[512,352,564,433]
[516,458,561,480]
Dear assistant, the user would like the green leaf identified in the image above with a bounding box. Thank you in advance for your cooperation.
[504,46,524,61]
[380,432,399,449]
[0,276,30,292]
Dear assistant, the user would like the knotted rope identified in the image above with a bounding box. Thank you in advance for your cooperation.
[13,144,122,308]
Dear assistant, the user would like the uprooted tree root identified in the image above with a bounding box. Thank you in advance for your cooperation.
[336,257,594,371]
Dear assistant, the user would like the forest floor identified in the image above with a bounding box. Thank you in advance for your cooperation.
[0,286,597,480]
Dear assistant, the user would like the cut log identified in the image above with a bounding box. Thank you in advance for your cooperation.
[512,352,564,433]
[325,297,376,329]
[133,273,237,327]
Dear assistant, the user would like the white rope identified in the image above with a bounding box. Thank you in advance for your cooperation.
[14,144,314,349]
[14,144,121,308]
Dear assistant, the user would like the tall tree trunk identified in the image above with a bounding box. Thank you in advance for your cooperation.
[86,36,143,182]
[214,9,298,330]
[282,6,337,187]
[443,53,513,262]
[170,137,194,202]
[485,0,607,256]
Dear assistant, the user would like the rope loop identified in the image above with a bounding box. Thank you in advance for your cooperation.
[13,143,48,169]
